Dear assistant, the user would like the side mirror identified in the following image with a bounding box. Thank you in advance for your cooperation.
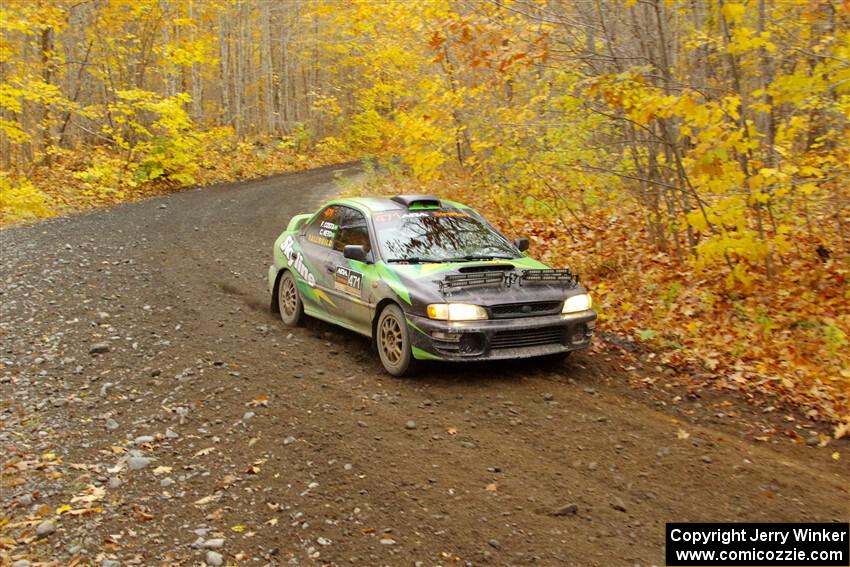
[514,237,529,252]
[343,244,368,262]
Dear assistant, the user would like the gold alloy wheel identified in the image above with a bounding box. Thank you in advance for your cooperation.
[281,275,297,317]
[379,313,404,365]
[279,272,302,325]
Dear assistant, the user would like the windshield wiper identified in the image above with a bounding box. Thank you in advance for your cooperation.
[446,254,516,262]
[387,257,443,264]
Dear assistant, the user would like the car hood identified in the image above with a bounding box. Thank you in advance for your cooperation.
[376,256,587,310]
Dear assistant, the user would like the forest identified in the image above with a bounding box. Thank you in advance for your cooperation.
[1,0,848,430]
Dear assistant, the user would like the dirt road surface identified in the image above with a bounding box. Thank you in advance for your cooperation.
[2,163,847,566]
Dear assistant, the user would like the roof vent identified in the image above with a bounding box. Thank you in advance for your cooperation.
[391,194,441,209]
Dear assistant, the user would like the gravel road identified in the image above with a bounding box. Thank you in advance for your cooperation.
[1,163,847,566]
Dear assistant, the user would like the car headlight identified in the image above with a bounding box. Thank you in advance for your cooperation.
[562,294,592,314]
[426,303,488,321]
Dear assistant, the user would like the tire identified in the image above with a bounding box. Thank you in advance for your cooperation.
[277,271,304,326]
[376,304,418,377]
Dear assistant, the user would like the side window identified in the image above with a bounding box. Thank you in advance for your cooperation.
[304,206,340,248]
[333,207,372,254]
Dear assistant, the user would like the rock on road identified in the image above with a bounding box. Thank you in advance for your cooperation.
[1,163,847,566]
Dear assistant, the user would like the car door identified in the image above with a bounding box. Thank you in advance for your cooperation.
[296,205,341,316]
[325,206,374,334]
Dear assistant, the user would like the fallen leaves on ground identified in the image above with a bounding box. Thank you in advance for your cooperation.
[246,395,270,407]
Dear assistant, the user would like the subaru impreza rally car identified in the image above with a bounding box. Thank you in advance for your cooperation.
[269,195,596,376]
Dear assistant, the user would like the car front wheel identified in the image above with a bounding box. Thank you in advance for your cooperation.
[376,304,417,377]
[278,271,304,326]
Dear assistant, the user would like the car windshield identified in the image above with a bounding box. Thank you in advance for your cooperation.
[371,209,519,263]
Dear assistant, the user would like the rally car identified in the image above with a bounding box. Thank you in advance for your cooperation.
[269,195,596,376]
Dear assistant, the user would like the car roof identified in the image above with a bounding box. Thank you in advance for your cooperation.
[327,196,472,215]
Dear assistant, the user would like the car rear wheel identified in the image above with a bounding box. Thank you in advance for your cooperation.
[376,304,417,377]
[278,271,304,326]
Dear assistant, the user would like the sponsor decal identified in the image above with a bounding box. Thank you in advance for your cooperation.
[372,211,402,224]
[306,233,333,247]
[319,220,337,240]
[373,210,471,224]
[310,287,336,308]
[411,345,442,360]
[334,266,363,297]
[305,220,336,247]
[281,235,316,287]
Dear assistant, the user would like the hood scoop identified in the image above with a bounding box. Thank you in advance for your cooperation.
[457,264,515,273]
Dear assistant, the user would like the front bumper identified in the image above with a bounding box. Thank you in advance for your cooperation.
[407,310,596,361]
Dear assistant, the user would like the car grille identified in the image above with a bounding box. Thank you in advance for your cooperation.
[490,301,562,319]
[490,327,565,349]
